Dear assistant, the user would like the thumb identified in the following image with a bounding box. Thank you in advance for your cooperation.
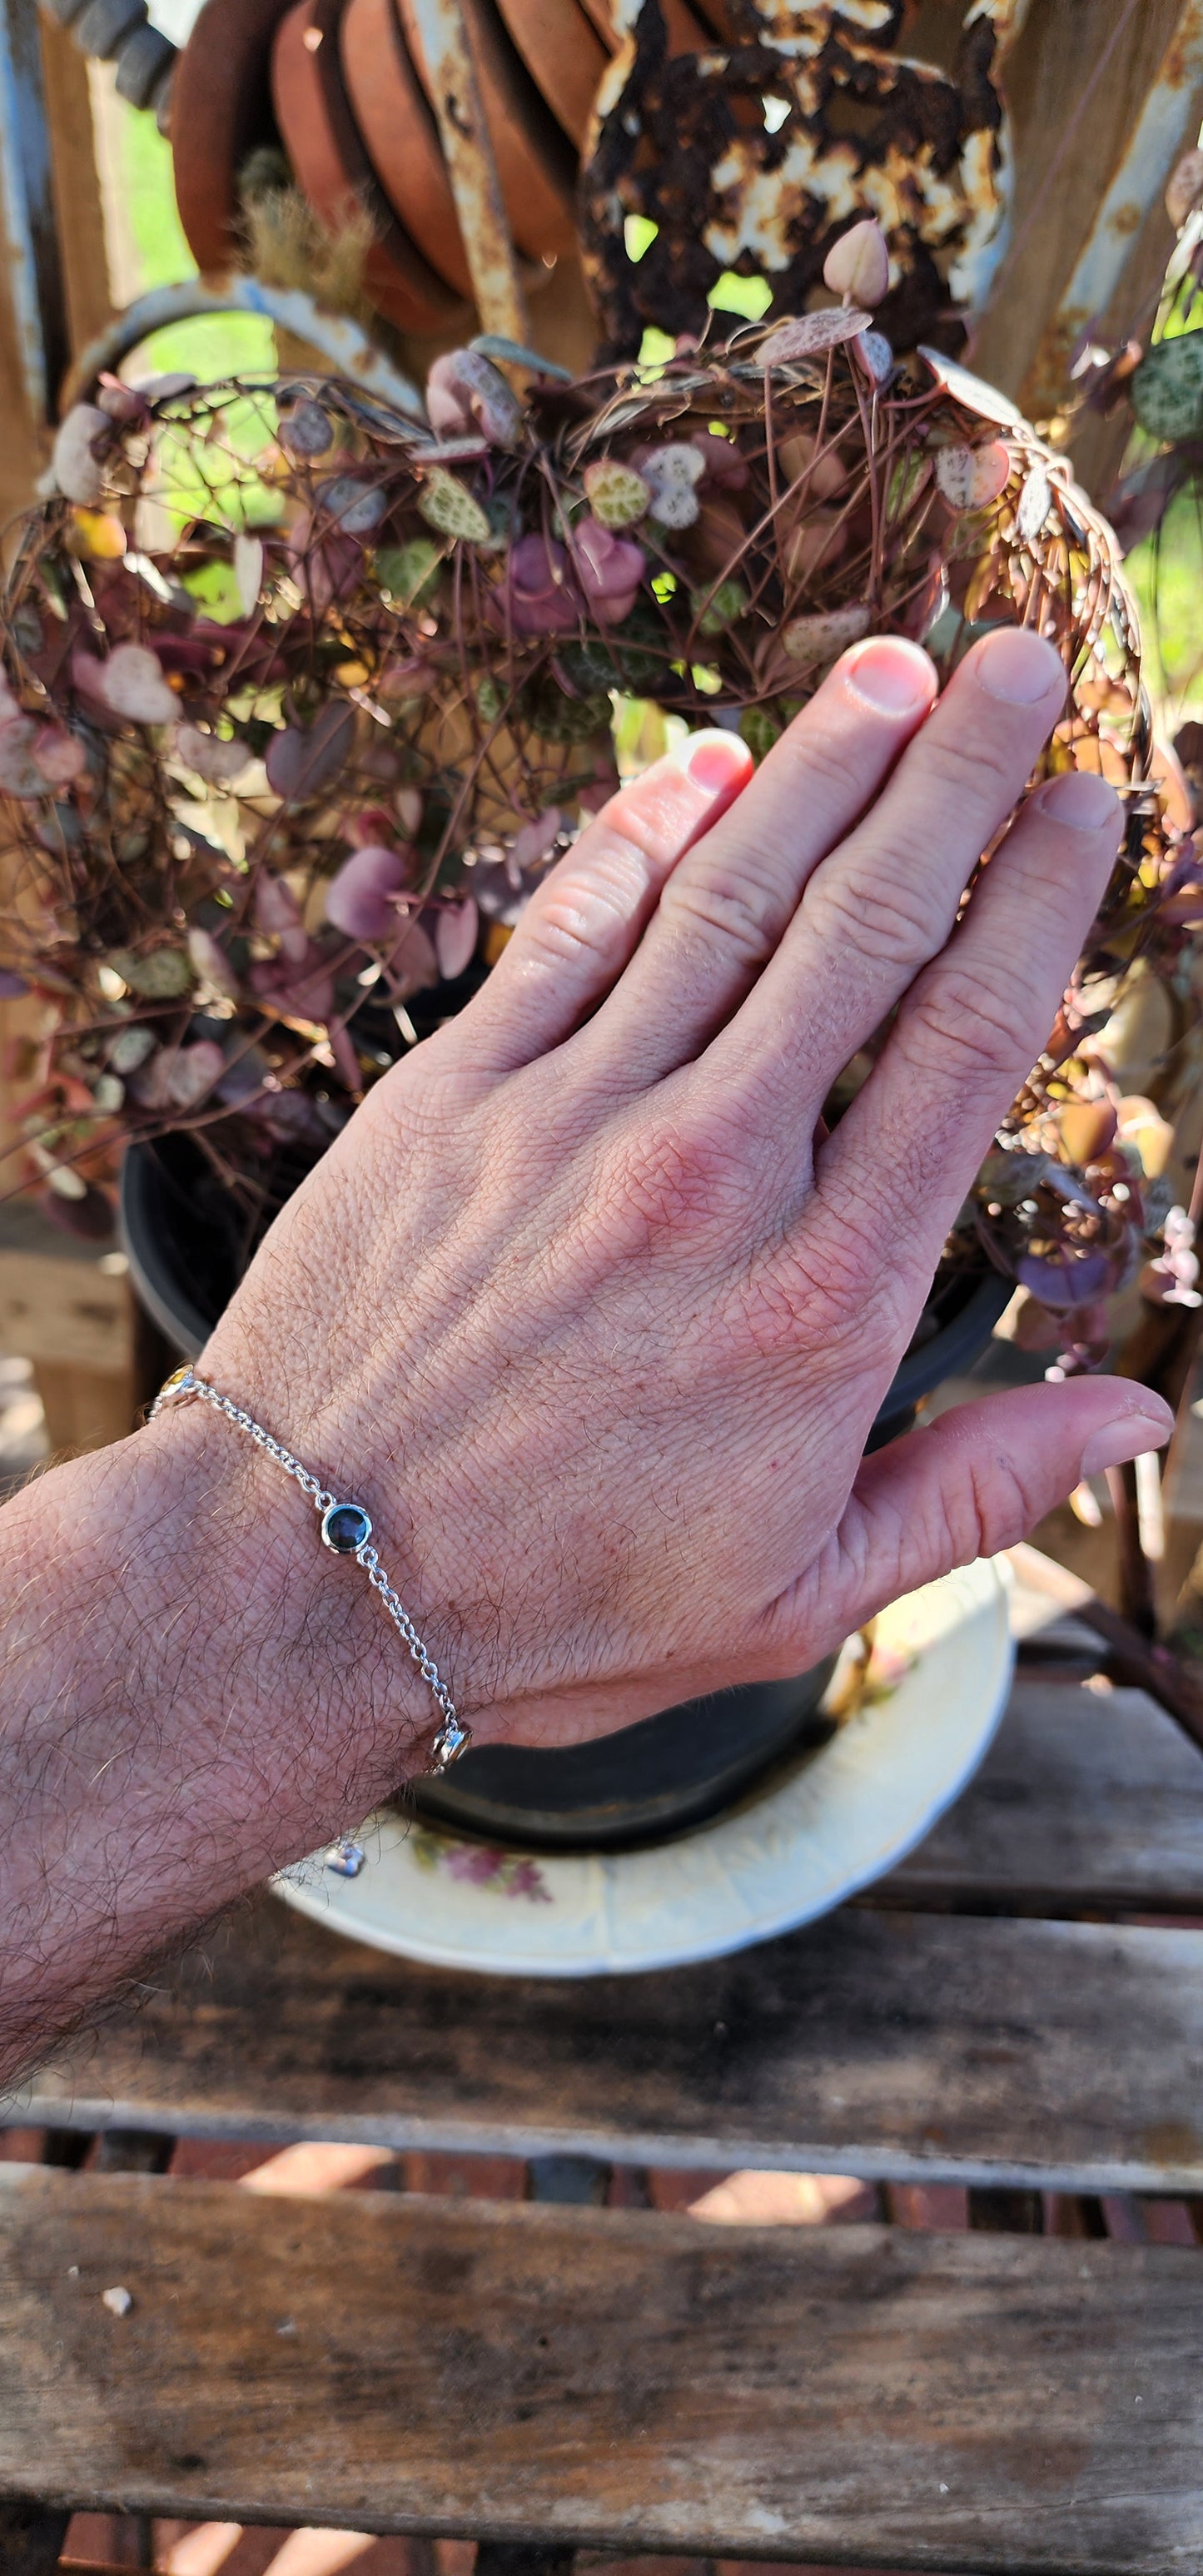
[824,1380,1173,1634]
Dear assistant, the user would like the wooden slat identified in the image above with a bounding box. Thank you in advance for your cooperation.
[39,15,111,363]
[971,0,1203,494]
[2,2166,1202,2568]
[877,1674,1203,1916]
[0,1249,131,1376]
[12,1897,1203,2194]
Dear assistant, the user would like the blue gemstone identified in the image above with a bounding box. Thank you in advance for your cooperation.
[321,1500,371,1554]
[326,1838,365,1878]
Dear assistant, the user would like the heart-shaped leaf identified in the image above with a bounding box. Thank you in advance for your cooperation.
[265,700,355,803]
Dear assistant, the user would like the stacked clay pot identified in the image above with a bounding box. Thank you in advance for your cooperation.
[170,0,733,332]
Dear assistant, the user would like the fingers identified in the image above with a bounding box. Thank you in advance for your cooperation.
[698,624,1069,1136]
[455,729,752,1075]
[814,761,1122,1293]
[567,637,939,1087]
[766,1381,1172,1657]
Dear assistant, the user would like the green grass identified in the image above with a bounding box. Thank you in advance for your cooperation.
[1126,485,1203,720]
[108,92,275,382]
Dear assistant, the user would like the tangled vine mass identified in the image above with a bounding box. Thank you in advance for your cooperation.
[0,301,1197,1355]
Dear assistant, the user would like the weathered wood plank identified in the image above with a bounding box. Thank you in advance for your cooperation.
[12,1899,1203,2194]
[971,0,1203,495]
[2,2166,1202,2572]
[877,1676,1203,1916]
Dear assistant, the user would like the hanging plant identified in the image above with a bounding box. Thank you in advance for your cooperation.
[0,263,1185,1360]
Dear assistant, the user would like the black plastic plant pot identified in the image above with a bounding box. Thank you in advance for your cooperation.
[121,1135,1012,1852]
[413,1658,841,1852]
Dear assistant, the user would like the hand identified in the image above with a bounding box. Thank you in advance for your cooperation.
[198,622,1172,1760]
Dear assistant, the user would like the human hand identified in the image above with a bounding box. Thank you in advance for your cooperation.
[196,621,1171,1769]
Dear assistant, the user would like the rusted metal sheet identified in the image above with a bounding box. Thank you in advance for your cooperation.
[581,0,1022,361]
[0,0,69,424]
[61,277,425,416]
[1024,0,1203,418]
[407,0,529,342]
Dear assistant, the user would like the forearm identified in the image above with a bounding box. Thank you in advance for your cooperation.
[0,1405,421,2088]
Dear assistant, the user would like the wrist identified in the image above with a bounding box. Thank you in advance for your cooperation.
[134,1394,435,1816]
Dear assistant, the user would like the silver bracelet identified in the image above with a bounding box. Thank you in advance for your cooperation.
[149,1365,470,1774]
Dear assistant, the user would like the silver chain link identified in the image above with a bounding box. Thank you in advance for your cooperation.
[149,1366,470,1771]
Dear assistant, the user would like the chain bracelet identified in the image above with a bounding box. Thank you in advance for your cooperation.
[148,1365,470,1773]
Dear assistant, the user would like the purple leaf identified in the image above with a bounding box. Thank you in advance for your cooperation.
[265,701,355,803]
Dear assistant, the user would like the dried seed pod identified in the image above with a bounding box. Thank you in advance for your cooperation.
[823,218,890,310]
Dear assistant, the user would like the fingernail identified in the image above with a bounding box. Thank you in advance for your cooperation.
[1035,769,1121,832]
[1080,1411,1172,1478]
[681,730,753,793]
[975,628,1065,704]
[843,638,937,716]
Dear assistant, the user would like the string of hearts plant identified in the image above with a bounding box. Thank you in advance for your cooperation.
[0,220,1194,1368]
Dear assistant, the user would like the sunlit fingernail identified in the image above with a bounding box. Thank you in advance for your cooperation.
[975,628,1065,704]
[843,638,936,716]
[1035,769,1121,832]
[1081,1411,1172,1478]
[682,730,753,793]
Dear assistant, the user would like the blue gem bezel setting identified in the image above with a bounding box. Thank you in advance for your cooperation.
[321,1499,372,1554]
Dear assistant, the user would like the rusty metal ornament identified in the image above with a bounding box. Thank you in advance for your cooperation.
[580,0,1027,361]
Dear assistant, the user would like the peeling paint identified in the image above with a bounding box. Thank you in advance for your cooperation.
[582,0,1017,360]
[1025,0,1203,418]
[408,0,529,340]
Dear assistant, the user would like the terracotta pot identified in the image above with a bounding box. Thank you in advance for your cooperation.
[493,0,609,147]
[577,0,722,58]
[271,0,465,335]
[172,0,297,272]
[395,0,578,260]
[339,0,475,296]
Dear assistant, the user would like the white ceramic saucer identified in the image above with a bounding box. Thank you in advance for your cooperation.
[276,1556,1013,1977]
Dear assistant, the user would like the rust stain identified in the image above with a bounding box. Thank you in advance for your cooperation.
[1106,199,1144,241]
[1165,1,1203,92]
[1141,2116,1203,2171]
[580,0,1017,359]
